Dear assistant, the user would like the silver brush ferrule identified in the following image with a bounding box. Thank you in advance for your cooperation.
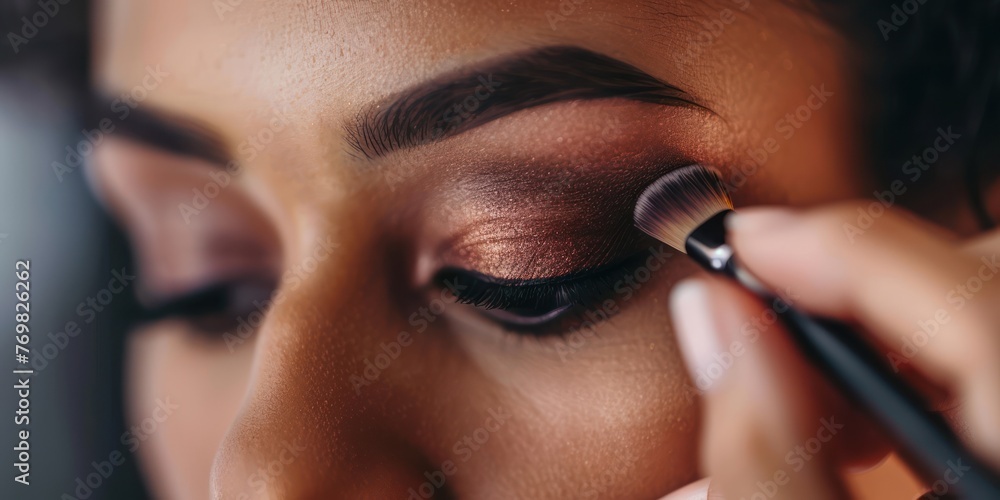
[684,209,769,296]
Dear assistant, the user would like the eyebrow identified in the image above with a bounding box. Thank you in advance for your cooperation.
[345,46,705,160]
[89,95,231,166]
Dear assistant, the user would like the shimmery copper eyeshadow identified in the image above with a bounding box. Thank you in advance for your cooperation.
[395,98,729,283]
[423,154,689,280]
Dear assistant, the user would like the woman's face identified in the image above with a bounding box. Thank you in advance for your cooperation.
[90,0,873,498]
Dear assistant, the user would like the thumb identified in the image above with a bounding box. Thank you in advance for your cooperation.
[658,477,715,500]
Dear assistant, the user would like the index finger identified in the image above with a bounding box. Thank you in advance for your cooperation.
[725,203,1000,458]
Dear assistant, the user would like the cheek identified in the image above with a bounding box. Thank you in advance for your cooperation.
[125,323,253,500]
[438,255,701,497]
[487,348,701,498]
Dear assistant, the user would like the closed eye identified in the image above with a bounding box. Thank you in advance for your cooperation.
[433,249,658,335]
[135,279,276,339]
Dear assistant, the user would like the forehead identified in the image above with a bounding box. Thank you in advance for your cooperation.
[94,0,837,120]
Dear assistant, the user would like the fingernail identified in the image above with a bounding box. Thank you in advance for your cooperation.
[670,280,724,392]
[657,477,711,500]
[725,206,798,233]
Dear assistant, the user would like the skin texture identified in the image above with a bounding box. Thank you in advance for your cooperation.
[85,0,985,498]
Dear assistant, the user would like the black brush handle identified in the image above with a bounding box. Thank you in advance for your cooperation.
[685,210,1000,499]
[772,303,1000,499]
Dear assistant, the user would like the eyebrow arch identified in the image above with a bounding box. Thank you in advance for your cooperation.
[89,94,231,166]
[345,45,707,160]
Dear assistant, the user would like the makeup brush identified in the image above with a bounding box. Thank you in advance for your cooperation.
[634,164,1000,499]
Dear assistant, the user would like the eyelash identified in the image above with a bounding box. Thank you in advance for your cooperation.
[434,250,654,335]
[136,279,276,337]
[136,251,660,339]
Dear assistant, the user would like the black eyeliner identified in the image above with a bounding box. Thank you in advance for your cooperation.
[135,278,275,326]
[434,249,660,331]
[135,282,233,325]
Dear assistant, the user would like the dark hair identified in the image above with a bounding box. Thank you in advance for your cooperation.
[820,1,1000,227]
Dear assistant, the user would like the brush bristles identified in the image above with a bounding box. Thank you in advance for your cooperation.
[633,165,733,253]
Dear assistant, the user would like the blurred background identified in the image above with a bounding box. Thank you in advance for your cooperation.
[0,1,995,498]
[0,0,147,497]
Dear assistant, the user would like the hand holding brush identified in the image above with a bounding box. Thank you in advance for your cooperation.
[638,165,1000,500]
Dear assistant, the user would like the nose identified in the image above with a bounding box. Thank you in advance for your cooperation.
[208,226,434,499]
